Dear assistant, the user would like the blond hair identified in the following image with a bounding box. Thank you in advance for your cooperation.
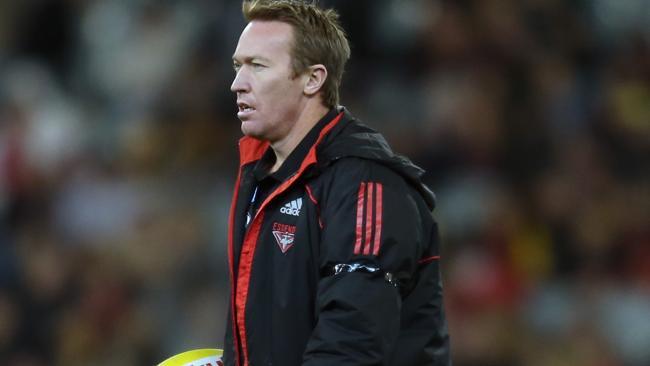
[242,0,351,108]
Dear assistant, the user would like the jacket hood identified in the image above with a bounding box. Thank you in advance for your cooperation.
[317,108,436,210]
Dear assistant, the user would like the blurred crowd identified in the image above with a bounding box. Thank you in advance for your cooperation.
[0,0,648,365]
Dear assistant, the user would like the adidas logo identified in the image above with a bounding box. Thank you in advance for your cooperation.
[280,198,302,216]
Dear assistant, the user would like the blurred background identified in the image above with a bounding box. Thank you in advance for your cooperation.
[0,0,648,365]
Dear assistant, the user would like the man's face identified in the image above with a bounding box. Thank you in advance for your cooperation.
[231,21,306,142]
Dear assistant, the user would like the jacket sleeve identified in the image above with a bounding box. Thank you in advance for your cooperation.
[302,158,431,366]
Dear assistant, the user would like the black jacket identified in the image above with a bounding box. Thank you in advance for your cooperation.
[224,108,450,366]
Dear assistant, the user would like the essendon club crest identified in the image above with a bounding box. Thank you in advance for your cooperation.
[272,222,296,253]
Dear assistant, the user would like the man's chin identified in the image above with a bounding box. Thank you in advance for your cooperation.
[241,121,266,140]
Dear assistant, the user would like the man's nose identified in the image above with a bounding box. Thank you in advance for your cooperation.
[231,69,250,93]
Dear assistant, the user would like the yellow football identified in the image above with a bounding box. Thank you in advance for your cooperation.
[157,348,223,366]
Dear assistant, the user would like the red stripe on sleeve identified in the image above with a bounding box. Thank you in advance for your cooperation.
[353,182,366,254]
[372,183,383,256]
[363,183,375,255]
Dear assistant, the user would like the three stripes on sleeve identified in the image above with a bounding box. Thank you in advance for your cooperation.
[353,182,383,256]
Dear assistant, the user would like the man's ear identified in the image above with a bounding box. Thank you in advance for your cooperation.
[304,64,328,97]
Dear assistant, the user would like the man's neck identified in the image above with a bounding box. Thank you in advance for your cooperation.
[269,104,330,173]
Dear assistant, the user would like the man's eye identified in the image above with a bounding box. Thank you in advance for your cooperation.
[252,63,265,69]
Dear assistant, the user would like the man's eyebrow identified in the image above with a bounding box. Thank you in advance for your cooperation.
[232,56,271,63]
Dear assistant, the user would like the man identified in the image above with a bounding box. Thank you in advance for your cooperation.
[225,1,450,365]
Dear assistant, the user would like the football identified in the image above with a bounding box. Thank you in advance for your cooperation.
[157,348,223,366]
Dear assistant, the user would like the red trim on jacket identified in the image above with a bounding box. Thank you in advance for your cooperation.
[230,112,343,366]
[238,137,269,166]
[418,255,441,264]
[235,211,264,366]
[227,168,243,366]
[304,184,323,229]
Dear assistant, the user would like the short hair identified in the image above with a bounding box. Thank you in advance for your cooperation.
[242,0,351,108]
